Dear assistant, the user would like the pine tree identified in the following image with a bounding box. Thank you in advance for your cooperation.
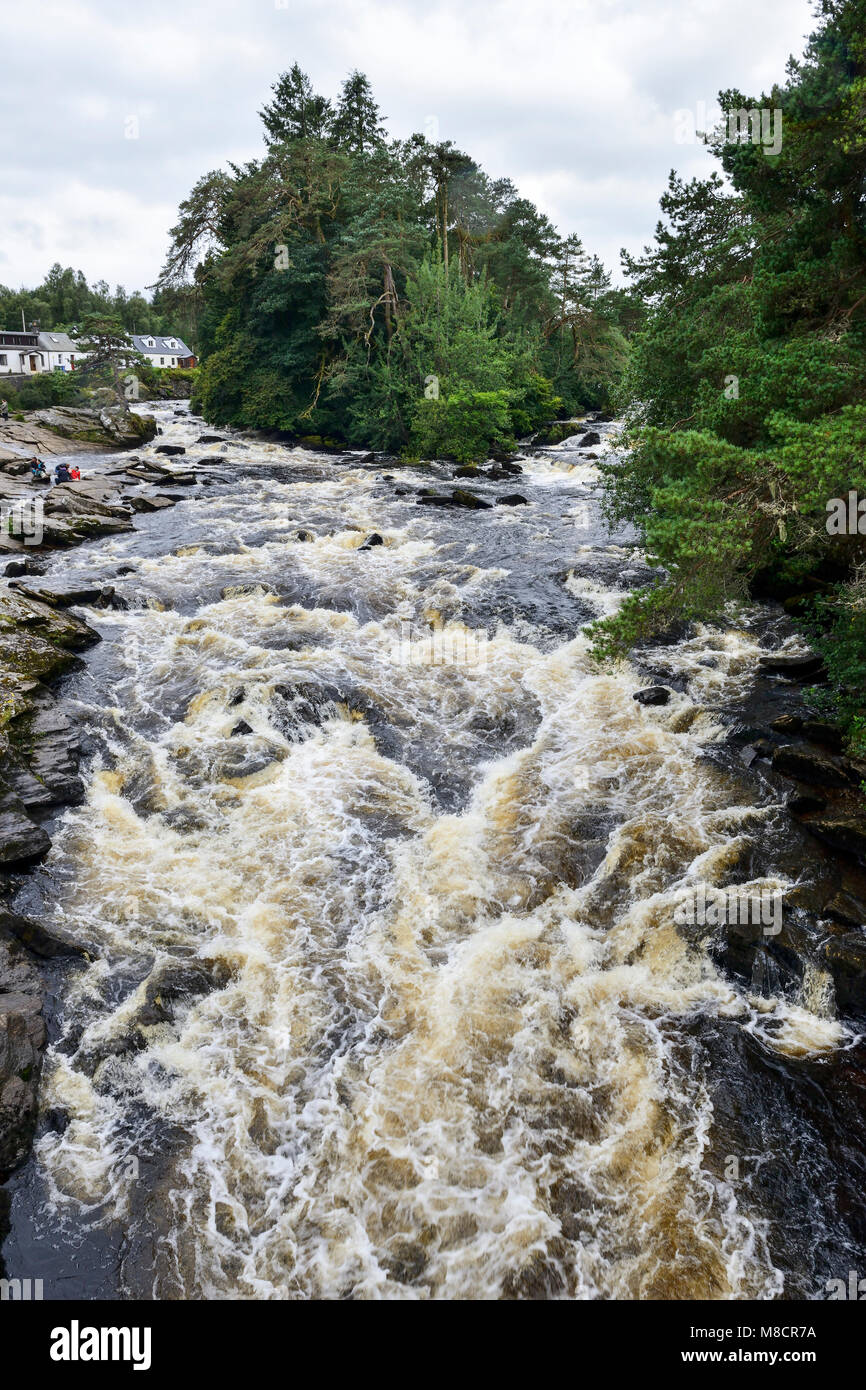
[331,71,386,153]
[259,64,332,145]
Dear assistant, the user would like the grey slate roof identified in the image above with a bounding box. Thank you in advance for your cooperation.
[37,332,81,352]
[130,334,194,358]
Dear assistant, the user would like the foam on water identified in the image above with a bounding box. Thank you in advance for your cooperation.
[14,406,852,1299]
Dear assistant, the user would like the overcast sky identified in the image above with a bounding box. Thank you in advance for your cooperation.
[3,0,816,295]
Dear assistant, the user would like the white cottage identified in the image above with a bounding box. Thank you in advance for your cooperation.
[37,331,88,372]
[0,330,41,375]
[130,334,197,369]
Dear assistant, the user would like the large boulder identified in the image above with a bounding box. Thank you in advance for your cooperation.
[31,404,156,449]
[807,818,866,866]
[771,744,850,787]
[0,970,45,1178]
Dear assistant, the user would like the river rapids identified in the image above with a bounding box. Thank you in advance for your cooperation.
[4,402,865,1300]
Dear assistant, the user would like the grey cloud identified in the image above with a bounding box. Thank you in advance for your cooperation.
[4,0,815,288]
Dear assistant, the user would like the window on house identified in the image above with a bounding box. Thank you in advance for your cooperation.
[160,357,165,365]
[0,355,6,366]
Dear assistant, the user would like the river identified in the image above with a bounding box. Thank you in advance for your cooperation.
[3,401,865,1300]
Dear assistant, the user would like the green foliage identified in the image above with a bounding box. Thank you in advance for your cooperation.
[412,388,514,463]
[1,370,83,411]
[162,66,632,461]
[593,0,866,752]
[0,264,191,340]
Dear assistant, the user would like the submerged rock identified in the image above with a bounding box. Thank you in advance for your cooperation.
[633,686,672,706]
[417,489,492,511]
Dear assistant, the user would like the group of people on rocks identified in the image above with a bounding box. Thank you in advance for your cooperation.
[28,457,81,484]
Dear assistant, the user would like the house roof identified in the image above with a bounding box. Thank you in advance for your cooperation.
[130,334,194,357]
[37,332,81,352]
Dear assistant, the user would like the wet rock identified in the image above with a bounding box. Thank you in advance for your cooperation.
[771,714,803,735]
[214,736,285,781]
[135,959,230,1029]
[9,580,103,608]
[0,588,100,656]
[231,721,253,737]
[4,559,44,579]
[576,430,602,448]
[4,695,84,808]
[807,818,866,867]
[160,806,209,833]
[825,890,866,929]
[0,907,88,959]
[771,744,850,787]
[219,583,277,600]
[77,957,230,1075]
[531,421,583,447]
[0,785,50,865]
[359,533,384,550]
[453,466,479,478]
[822,933,866,1013]
[96,585,128,611]
[633,686,672,706]
[787,792,827,816]
[196,434,223,444]
[758,653,826,681]
[296,530,315,542]
[128,493,173,513]
[802,720,843,751]
[496,493,529,506]
[0,985,45,1178]
[450,489,492,511]
[154,444,186,456]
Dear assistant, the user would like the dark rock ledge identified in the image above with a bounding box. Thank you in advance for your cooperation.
[0,437,199,1187]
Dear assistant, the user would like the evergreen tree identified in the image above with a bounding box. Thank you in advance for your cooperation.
[259,64,333,145]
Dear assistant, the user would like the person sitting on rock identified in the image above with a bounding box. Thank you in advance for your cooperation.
[54,461,71,484]
[69,465,81,481]
[1,400,8,422]
[30,457,47,481]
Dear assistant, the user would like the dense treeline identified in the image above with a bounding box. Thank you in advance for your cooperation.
[0,265,198,347]
[160,66,635,459]
[594,0,866,751]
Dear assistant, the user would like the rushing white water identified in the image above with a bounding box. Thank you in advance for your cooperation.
[10,405,855,1299]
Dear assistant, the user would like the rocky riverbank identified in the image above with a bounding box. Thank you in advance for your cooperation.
[0,403,157,464]
[627,630,866,1019]
[0,412,229,1185]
